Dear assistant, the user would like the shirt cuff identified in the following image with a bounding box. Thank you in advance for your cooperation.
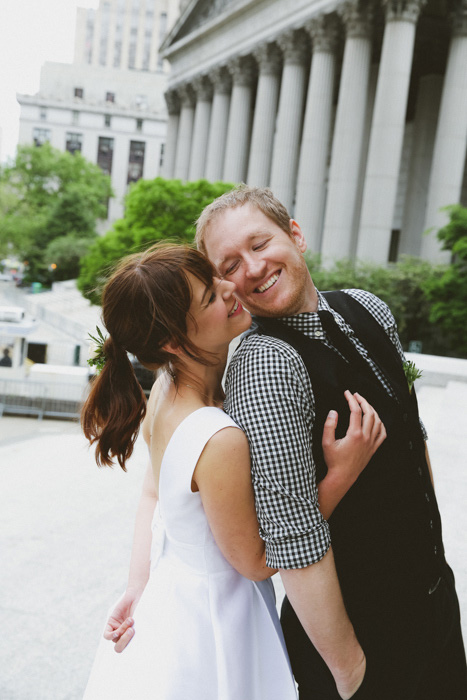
[265,520,331,570]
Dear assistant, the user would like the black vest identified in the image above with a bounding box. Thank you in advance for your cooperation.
[253,292,446,612]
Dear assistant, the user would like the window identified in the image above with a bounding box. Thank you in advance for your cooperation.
[159,142,165,168]
[135,94,148,110]
[104,114,111,127]
[74,87,84,99]
[106,92,115,103]
[33,128,50,147]
[136,118,143,132]
[388,229,401,263]
[66,132,83,155]
[127,141,145,184]
[157,12,168,70]
[39,107,47,121]
[97,137,114,175]
[72,110,80,125]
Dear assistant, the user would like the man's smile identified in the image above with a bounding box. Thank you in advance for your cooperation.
[255,271,280,294]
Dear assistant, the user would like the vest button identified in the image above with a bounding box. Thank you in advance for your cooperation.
[408,441,413,450]
[434,545,438,555]
[418,466,422,476]
[425,493,430,502]
[430,520,434,529]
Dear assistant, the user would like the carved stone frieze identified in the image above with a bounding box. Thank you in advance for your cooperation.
[227,55,257,86]
[210,66,232,94]
[164,89,180,115]
[339,0,374,38]
[253,42,282,75]
[178,83,196,108]
[192,75,214,101]
[383,0,427,23]
[277,29,310,65]
[305,13,340,53]
[451,0,467,36]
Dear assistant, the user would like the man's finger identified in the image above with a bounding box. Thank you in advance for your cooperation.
[322,410,338,448]
[344,390,364,432]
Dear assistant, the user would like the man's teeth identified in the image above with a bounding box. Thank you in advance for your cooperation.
[257,273,279,293]
[229,300,239,316]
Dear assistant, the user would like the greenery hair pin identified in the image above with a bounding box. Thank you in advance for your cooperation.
[87,326,108,374]
[403,360,423,393]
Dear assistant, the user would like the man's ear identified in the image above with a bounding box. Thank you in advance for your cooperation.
[289,219,307,253]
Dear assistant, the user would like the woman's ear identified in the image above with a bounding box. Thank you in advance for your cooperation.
[162,341,181,357]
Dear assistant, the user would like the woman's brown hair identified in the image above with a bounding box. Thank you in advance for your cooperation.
[81,243,215,470]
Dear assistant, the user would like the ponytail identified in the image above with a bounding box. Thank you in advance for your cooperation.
[81,337,147,471]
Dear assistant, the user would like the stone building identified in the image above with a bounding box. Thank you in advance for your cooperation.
[161,0,467,264]
[18,0,180,226]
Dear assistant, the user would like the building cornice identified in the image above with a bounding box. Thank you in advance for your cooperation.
[16,94,167,122]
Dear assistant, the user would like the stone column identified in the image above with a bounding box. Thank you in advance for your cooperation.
[205,67,232,182]
[161,90,180,179]
[321,0,373,262]
[188,76,213,181]
[223,56,257,184]
[247,43,282,187]
[399,75,443,256]
[295,15,340,250]
[173,84,196,181]
[356,0,426,263]
[269,30,310,212]
[422,1,467,262]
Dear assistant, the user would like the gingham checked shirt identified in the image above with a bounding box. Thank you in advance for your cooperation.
[224,288,427,570]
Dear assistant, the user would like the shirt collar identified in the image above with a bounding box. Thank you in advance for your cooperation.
[270,290,351,338]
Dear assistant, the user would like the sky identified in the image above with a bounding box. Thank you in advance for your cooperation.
[0,0,99,164]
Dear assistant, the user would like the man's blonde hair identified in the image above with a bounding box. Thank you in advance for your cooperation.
[195,184,293,255]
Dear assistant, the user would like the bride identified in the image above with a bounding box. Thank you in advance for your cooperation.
[81,243,385,699]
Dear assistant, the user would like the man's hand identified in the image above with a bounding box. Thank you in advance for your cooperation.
[322,390,386,483]
[103,587,143,653]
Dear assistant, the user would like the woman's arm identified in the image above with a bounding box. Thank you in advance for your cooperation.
[193,426,277,581]
[318,391,386,520]
[104,462,158,652]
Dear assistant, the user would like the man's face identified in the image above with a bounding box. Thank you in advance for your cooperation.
[203,204,317,318]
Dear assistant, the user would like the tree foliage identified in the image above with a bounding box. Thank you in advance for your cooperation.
[77,177,234,304]
[307,254,455,356]
[423,205,467,357]
[0,143,112,283]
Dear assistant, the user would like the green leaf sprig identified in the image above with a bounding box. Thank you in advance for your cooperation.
[87,326,108,374]
[403,360,423,393]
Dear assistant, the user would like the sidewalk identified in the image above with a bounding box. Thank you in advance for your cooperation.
[1,380,466,699]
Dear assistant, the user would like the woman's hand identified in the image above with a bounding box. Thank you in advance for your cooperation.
[103,586,144,653]
[318,391,386,519]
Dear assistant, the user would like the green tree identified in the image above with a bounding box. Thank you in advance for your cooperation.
[78,177,234,304]
[307,254,450,355]
[0,143,112,283]
[423,205,467,357]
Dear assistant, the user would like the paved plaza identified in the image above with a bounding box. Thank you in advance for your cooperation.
[1,378,466,699]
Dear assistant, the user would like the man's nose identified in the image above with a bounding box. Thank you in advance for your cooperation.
[244,255,266,278]
[219,278,236,297]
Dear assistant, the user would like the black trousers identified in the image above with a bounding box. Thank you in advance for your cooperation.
[281,566,467,700]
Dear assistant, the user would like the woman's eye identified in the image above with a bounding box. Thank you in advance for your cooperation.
[208,291,216,304]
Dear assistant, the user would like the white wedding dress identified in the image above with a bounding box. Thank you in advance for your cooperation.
[83,407,297,699]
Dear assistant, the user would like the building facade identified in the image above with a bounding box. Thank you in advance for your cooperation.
[161,0,467,264]
[18,0,180,226]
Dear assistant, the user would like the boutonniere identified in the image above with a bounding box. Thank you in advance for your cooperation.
[87,326,108,374]
[403,360,423,393]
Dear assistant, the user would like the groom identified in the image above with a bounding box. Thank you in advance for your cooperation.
[195,185,467,700]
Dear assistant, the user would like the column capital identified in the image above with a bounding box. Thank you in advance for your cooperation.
[210,66,232,94]
[164,89,180,115]
[382,0,426,23]
[253,42,282,75]
[451,0,467,36]
[339,0,374,38]
[192,75,213,101]
[277,29,310,65]
[227,55,257,86]
[178,83,196,108]
[305,13,340,53]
